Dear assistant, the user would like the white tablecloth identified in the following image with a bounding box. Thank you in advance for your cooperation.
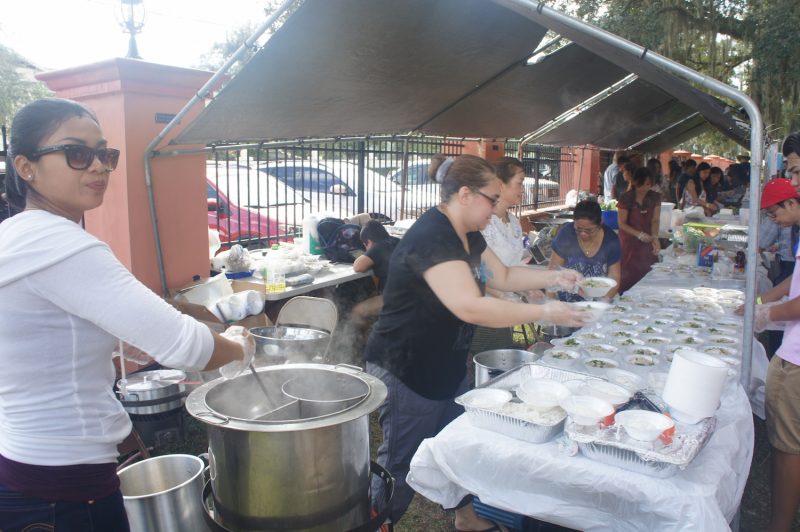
[408,383,753,531]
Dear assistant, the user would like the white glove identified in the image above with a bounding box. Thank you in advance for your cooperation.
[754,303,775,333]
[219,326,256,379]
[538,300,588,327]
[552,269,584,292]
[114,342,152,365]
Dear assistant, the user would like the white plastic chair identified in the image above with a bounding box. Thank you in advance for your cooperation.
[275,296,338,334]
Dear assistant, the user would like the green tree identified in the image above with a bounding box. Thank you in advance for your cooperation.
[0,44,51,129]
[195,1,299,76]
[553,0,800,154]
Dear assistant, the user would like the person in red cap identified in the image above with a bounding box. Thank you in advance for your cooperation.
[753,133,800,531]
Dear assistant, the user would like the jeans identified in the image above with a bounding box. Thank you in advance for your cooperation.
[0,483,130,532]
[367,363,468,523]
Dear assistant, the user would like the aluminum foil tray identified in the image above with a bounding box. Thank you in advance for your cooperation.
[566,415,716,477]
[455,363,603,444]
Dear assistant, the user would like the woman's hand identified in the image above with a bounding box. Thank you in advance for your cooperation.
[637,231,654,243]
[219,326,256,379]
[651,239,661,256]
[754,304,773,333]
[552,269,584,291]
[538,300,589,327]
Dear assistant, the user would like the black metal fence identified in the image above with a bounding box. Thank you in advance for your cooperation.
[207,137,575,248]
[205,136,465,248]
[505,141,576,211]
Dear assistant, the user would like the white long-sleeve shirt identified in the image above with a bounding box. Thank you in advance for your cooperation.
[0,210,213,466]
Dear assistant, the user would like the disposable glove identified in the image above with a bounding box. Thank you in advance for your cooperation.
[219,325,256,379]
[754,303,775,333]
[552,269,584,292]
[538,300,588,327]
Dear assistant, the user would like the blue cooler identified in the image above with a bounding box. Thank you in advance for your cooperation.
[601,210,618,230]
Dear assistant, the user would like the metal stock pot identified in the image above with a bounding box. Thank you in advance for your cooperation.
[474,349,539,386]
[117,369,188,415]
[186,363,387,532]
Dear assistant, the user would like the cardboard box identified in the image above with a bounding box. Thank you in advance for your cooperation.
[169,275,270,333]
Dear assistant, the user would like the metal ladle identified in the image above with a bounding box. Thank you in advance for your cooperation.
[248,363,273,405]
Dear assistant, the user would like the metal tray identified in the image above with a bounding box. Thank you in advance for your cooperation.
[455,363,603,444]
[566,413,716,478]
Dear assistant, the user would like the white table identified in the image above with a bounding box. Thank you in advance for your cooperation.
[409,384,753,531]
[236,263,372,301]
[408,273,758,531]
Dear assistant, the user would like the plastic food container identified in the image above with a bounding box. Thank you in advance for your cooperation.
[583,357,619,371]
[580,277,618,298]
[583,380,630,407]
[551,337,583,349]
[571,301,611,322]
[605,369,644,392]
[582,343,618,356]
[615,410,675,441]
[559,395,614,425]
[518,379,571,410]
[460,389,513,410]
[625,354,656,368]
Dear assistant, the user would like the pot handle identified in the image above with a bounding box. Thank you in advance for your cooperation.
[195,411,230,425]
[334,363,364,374]
[347,461,394,532]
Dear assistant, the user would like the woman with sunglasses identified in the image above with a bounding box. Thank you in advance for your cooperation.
[548,199,621,301]
[0,98,255,531]
[365,154,587,531]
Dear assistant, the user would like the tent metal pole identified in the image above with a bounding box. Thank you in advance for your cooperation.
[494,0,763,392]
[143,0,298,296]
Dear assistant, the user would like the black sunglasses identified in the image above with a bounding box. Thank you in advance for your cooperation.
[30,144,120,171]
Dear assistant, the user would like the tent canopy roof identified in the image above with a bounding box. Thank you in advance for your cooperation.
[173,0,750,151]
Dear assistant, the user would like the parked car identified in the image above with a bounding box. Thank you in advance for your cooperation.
[258,161,358,220]
[387,161,441,217]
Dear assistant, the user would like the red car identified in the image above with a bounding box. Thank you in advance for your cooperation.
[207,179,282,248]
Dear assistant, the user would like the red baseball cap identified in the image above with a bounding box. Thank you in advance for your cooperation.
[761,178,799,209]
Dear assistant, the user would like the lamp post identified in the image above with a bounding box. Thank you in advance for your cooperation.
[118,0,145,59]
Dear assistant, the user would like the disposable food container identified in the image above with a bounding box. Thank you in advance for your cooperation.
[559,395,614,425]
[615,410,674,441]
[517,379,571,410]
[571,301,610,322]
[580,277,617,298]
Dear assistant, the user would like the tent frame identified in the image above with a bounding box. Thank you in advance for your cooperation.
[145,0,763,393]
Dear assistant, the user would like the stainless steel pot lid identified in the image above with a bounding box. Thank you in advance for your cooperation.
[120,369,186,391]
[186,364,387,432]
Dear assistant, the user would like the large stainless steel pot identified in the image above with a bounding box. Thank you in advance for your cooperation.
[249,326,331,365]
[474,349,540,386]
[186,364,387,532]
[119,454,210,532]
[117,369,188,415]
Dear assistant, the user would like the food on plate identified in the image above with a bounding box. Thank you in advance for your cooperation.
[609,329,635,338]
[499,402,566,425]
[612,318,637,326]
[631,347,659,356]
[644,336,669,345]
[702,346,737,357]
[563,338,581,347]
[585,357,618,369]
[708,335,738,345]
[546,349,580,360]
[606,369,644,392]
[626,355,655,367]
[639,326,660,334]
[616,338,641,346]
[584,344,617,353]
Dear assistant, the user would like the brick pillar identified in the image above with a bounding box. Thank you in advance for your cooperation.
[37,59,214,292]
[460,140,506,163]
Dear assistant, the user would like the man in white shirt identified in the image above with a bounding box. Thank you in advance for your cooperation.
[602,151,625,199]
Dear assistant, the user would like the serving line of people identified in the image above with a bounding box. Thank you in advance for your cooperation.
[0,99,258,531]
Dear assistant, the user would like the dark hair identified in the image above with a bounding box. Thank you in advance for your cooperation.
[359,219,390,244]
[622,161,637,174]
[573,199,602,225]
[646,158,661,172]
[682,159,697,169]
[668,159,681,179]
[697,162,711,172]
[6,98,98,211]
[493,157,524,184]
[616,154,631,165]
[709,166,723,176]
[614,151,626,163]
[428,154,496,201]
[632,167,653,188]
[783,133,800,157]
